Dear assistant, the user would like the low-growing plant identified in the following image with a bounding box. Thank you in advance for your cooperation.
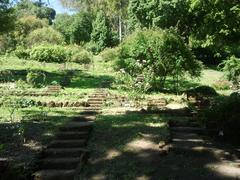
[100,47,119,62]
[221,56,240,86]
[14,46,30,59]
[26,27,65,47]
[202,94,240,143]
[30,44,68,63]
[26,71,46,87]
[70,50,92,65]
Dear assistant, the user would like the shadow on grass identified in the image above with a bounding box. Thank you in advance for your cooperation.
[80,112,239,180]
[69,71,115,89]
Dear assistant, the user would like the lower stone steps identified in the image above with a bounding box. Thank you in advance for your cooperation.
[38,158,82,170]
[48,140,87,148]
[34,169,76,180]
[55,131,89,140]
[41,148,89,158]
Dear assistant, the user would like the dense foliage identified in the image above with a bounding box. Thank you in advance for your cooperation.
[91,10,113,53]
[222,56,240,86]
[116,29,202,91]
[30,44,68,63]
[26,70,46,87]
[26,27,64,47]
[203,93,240,143]
[0,0,15,34]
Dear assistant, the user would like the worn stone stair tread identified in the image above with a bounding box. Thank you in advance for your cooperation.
[48,140,86,148]
[39,157,82,170]
[170,126,206,134]
[56,131,89,140]
[72,115,96,121]
[42,147,89,158]
[59,122,93,131]
[169,121,200,128]
[34,169,76,180]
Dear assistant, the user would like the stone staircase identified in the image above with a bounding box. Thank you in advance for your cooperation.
[168,118,210,154]
[33,89,107,180]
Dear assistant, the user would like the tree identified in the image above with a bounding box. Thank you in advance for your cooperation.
[15,0,56,24]
[128,0,192,38]
[70,11,92,44]
[54,13,74,44]
[91,10,112,53]
[116,29,202,91]
[0,0,15,34]
[189,0,240,58]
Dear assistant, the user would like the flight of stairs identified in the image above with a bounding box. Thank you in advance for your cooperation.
[33,89,107,180]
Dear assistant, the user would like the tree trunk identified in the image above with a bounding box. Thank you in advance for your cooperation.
[119,15,122,42]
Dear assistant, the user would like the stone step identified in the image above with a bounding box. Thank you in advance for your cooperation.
[169,121,200,128]
[59,122,93,132]
[34,169,76,180]
[55,131,89,140]
[170,127,206,134]
[89,104,102,107]
[88,96,105,100]
[80,111,100,115]
[87,100,104,104]
[48,140,86,148]
[71,115,96,122]
[39,157,82,170]
[41,148,89,158]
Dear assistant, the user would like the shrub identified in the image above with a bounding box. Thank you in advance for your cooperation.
[100,47,119,62]
[116,29,202,91]
[70,50,92,64]
[26,71,46,87]
[14,46,30,59]
[185,85,218,97]
[84,41,98,55]
[30,44,68,63]
[26,27,64,47]
[221,56,240,86]
[212,80,232,90]
[202,94,240,143]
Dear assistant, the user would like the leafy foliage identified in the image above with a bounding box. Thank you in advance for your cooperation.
[222,56,240,86]
[54,13,74,44]
[70,50,92,64]
[116,29,202,91]
[0,0,15,34]
[30,44,68,63]
[26,70,46,87]
[203,94,240,143]
[91,10,112,53]
[26,27,64,47]
[70,11,93,44]
[100,47,119,62]
[14,46,30,59]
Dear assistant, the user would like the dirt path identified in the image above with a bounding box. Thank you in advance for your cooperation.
[80,111,240,180]
[33,89,107,180]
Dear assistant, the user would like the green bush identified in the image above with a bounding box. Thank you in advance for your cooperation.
[26,27,64,47]
[116,29,202,91]
[14,46,30,59]
[100,47,119,62]
[70,50,92,64]
[222,56,240,86]
[30,44,68,63]
[84,41,98,55]
[203,94,240,143]
[26,71,46,87]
